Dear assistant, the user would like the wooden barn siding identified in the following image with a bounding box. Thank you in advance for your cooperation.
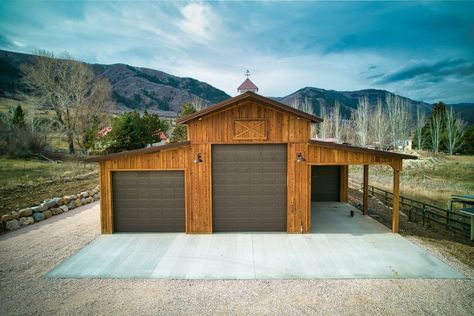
[187,101,310,144]
[186,144,212,233]
[307,145,396,165]
[99,147,189,234]
[287,143,311,233]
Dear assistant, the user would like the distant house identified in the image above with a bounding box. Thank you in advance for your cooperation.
[88,77,416,234]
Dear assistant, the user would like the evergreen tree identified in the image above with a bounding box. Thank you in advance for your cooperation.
[170,103,197,143]
[106,111,169,152]
[12,105,26,128]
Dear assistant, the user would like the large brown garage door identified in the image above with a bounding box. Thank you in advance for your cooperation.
[112,171,185,232]
[212,144,287,232]
[311,166,340,201]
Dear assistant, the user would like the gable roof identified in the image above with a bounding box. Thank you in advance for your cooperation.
[85,141,190,162]
[238,78,258,91]
[177,91,323,124]
[310,139,418,160]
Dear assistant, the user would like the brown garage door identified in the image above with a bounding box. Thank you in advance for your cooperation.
[212,144,287,232]
[112,171,185,232]
[311,166,340,201]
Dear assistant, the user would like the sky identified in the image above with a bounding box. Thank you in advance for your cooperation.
[0,1,473,103]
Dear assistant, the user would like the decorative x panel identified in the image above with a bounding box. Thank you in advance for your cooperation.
[233,119,267,140]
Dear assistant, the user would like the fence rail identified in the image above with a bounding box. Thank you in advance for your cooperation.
[348,178,471,236]
[39,150,89,162]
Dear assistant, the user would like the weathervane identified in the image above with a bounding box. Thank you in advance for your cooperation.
[245,69,250,78]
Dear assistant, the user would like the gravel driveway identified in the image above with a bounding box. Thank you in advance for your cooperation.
[1,202,473,315]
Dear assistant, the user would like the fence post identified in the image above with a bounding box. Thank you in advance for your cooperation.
[348,177,471,237]
[446,210,450,230]
[423,205,427,226]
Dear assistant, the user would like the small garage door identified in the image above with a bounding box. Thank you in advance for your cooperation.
[212,144,287,232]
[311,166,340,202]
[112,171,185,232]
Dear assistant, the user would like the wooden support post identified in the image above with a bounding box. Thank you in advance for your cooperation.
[363,165,369,215]
[392,165,401,233]
[340,165,349,203]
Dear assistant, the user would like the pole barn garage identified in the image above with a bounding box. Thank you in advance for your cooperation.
[88,90,415,234]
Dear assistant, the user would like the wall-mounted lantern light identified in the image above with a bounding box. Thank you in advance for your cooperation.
[193,152,203,163]
[296,152,306,163]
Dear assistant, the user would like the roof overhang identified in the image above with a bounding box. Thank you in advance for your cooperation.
[177,91,323,124]
[85,141,191,163]
[310,140,418,160]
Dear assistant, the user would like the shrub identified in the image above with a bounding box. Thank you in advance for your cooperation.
[0,111,49,158]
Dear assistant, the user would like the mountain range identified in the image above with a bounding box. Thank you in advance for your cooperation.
[1,49,473,122]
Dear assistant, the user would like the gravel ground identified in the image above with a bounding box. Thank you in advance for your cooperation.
[1,202,473,316]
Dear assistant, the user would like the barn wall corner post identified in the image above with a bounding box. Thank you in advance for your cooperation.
[339,165,349,203]
[363,164,369,215]
[391,161,402,233]
[99,161,113,234]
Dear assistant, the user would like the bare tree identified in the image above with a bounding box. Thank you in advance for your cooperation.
[444,106,465,155]
[340,119,354,144]
[332,100,342,142]
[353,96,369,147]
[191,97,205,111]
[430,111,442,154]
[386,93,411,149]
[369,98,388,149]
[74,77,112,152]
[415,105,427,150]
[301,96,312,114]
[294,96,318,138]
[318,103,331,139]
[22,50,111,154]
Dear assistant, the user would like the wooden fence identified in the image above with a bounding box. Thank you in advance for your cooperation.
[349,178,471,236]
[39,149,89,162]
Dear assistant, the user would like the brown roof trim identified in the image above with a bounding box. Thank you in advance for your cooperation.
[309,140,418,160]
[85,141,191,162]
[177,91,323,124]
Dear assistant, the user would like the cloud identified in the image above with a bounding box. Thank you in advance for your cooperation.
[178,3,219,42]
[374,59,474,85]
[0,1,473,103]
[0,34,15,49]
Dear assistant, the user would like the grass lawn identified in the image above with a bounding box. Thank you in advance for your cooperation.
[0,157,98,216]
[350,151,474,209]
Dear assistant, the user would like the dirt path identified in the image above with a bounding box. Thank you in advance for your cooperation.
[0,202,473,315]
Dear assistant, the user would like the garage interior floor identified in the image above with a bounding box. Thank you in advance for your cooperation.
[47,202,464,279]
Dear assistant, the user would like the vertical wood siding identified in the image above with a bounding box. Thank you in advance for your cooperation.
[287,143,310,233]
[186,144,212,233]
[187,101,311,144]
[307,144,397,165]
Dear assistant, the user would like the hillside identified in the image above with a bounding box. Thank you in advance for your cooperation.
[1,49,472,121]
[0,50,230,117]
[278,87,473,122]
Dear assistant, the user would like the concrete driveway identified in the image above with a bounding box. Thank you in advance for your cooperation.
[48,202,464,279]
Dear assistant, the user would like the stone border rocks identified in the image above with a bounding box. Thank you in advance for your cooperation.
[0,186,100,233]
